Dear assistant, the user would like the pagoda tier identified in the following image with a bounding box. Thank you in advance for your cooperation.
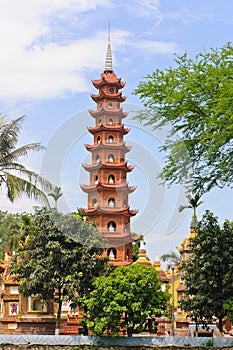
[87,124,129,135]
[92,71,125,89]
[80,182,136,194]
[89,107,128,119]
[91,91,126,103]
[82,161,134,172]
[81,39,139,266]
[84,142,131,153]
[84,206,138,216]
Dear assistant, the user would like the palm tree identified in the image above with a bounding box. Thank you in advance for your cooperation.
[178,193,203,228]
[0,115,52,206]
[48,186,63,209]
[160,251,180,270]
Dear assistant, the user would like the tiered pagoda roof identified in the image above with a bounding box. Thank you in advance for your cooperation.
[80,182,136,193]
[84,142,131,153]
[87,123,129,135]
[84,206,138,217]
[82,161,134,172]
[89,107,128,118]
[92,71,125,89]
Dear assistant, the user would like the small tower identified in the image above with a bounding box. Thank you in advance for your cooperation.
[81,39,139,266]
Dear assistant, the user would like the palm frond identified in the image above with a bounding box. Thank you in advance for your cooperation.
[1,143,44,163]
[2,171,50,207]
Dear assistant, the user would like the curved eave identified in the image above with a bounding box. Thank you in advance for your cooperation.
[84,142,131,153]
[83,206,138,216]
[91,93,126,103]
[92,73,125,89]
[87,124,130,135]
[82,161,134,172]
[80,182,137,193]
[89,108,128,118]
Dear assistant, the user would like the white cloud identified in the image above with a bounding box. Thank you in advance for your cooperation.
[127,0,160,18]
[0,1,113,102]
[133,40,179,55]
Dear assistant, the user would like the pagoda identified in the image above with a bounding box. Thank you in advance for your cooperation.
[81,40,139,266]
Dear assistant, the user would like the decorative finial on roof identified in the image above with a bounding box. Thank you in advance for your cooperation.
[104,22,113,72]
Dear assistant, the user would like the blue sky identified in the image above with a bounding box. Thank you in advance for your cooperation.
[0,0,232,261]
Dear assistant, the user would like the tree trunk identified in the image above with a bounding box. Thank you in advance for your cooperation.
[127,328,133,337]
[218,316,223,334]
[55,299,62,335]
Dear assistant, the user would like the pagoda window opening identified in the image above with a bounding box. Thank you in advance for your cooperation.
[123,199,127,207]
[99,102,103,109]
[108,135,114,143]
[108,198,115,207]
[108,102,113,109]
[92,198,98,208]
[98,119,102,125]
[108,118,113,125]
[107,247,117,260]
[97,136,101,144]
[108,174,115,183]
[108,154,114,162]
[126,249,130,261]
[95,154,100,163]
[124,221,129,232]
[108,221,116,232]
[94,175,98,184]
[109,87,114,94]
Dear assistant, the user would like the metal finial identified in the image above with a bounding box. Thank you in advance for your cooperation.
[105,22,113,71]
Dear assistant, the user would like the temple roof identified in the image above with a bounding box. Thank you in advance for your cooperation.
[176,228,196,253]
[82,161,134,172]
[92,71,125,89]
[87,123,129,135]
[91,90,126,103]
[80,181,136,193]
[85,142,131,153]
[83,205,138,217]
[89,107,128,118]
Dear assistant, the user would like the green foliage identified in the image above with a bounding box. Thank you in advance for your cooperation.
[0,211,33,259]
[224,299,233,323]
[160,251,180,270]
[181,211,233,332]
[11,207,109,332]
[134,43,233,193]
[0,115,52,205]
[81,263,169,337]
[48,186,63,208]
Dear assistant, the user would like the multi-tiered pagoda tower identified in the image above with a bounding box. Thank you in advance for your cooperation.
[81,40,138,266]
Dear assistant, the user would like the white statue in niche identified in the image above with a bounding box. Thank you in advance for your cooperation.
[109,249,115,260]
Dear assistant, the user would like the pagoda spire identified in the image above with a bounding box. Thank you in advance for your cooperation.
[104,23,113,72]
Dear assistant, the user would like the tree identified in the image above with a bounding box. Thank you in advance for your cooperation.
[181,211,233,332]
[0,115,52,206]
[48,186,63,208]
[0,211,33,259]
[81,264,169,337]
[224,300,233,323]
[160,251,180,270]
[134,43,233,193]
[178,193,203,228]
[11,207,109,334]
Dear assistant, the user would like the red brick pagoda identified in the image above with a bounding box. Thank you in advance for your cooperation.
[81,39,139,266]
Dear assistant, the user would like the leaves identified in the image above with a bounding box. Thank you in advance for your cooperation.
[81,264,169,336]
[0,115,52,205]
[181,211,233,331]
[11,207,109,331]
[134,43,233,193]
